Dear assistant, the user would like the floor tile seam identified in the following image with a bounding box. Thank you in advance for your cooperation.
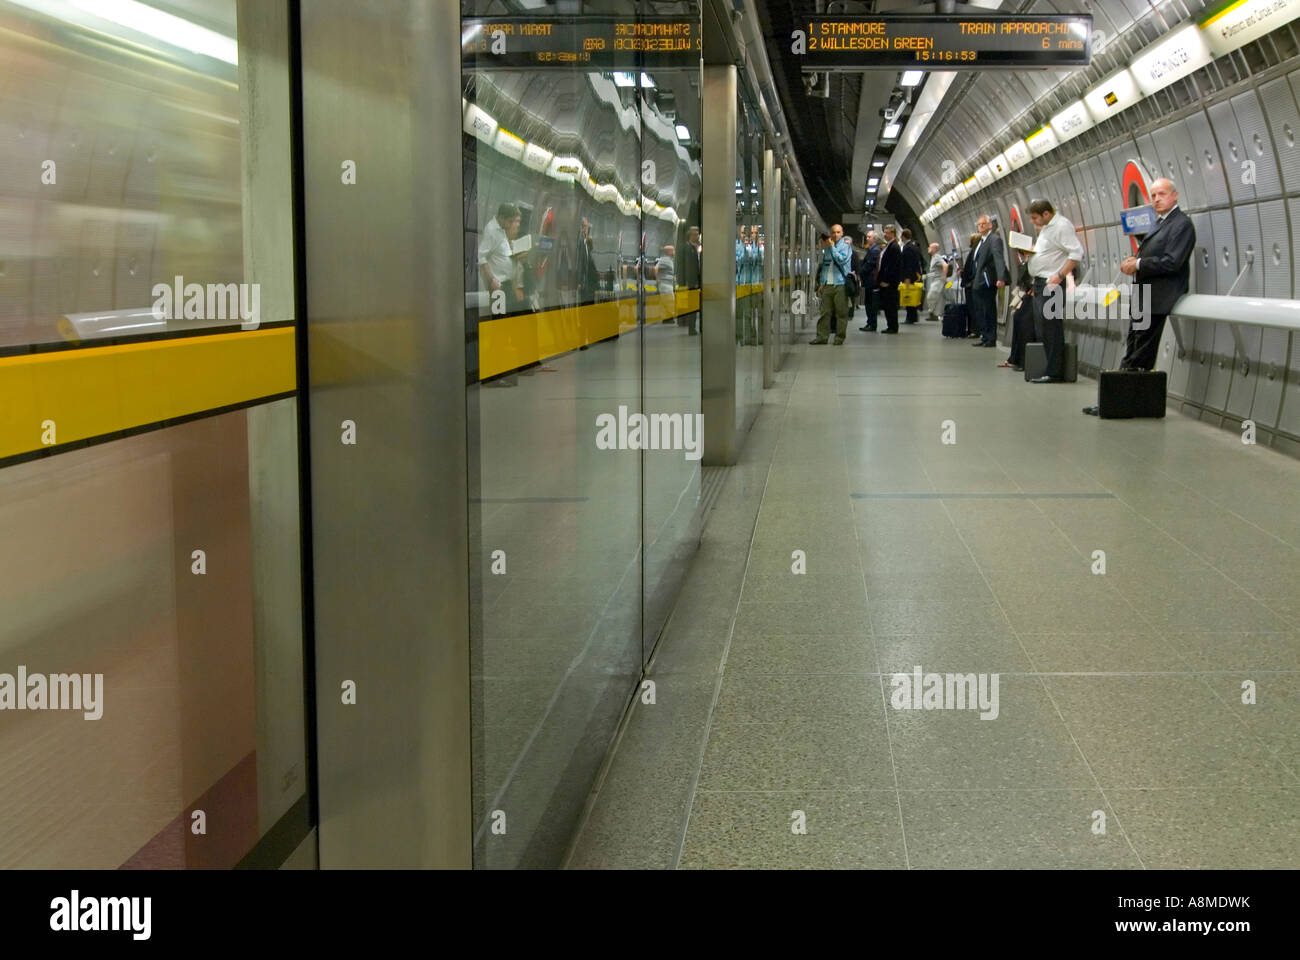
[671,350,797,870]
[843,383,911,869]
[929,482,1150,870]
[1189,672,1300,787]
[1017,493,1202,672]
[1103,439,1300,556]
[1049,445,1300,627]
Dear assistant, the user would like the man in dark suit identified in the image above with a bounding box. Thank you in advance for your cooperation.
[876,225,902,334]
[900,228,924,323]
[859,229,883,331]
[679,224,702,334]
[1119,179,1195,370]
[968,214,1008,348]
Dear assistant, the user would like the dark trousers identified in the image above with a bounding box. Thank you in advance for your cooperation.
[880,286,900,332]
[1008,295,1038,366]
[863,287,880,328]
[970,286,997,345]
[1031,278,1064,378]
[1121,313,1169,370]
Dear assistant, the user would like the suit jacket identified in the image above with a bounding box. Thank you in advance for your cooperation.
[961,249,976,289]
[860,242,882,287]
[901,241,923,281]
[1135,206,1196,316]
[877,241,902,286]
[680,242,701,287]
[971,231,1008,291]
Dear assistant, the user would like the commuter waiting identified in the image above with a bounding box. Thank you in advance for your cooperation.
[900,229,924,324]
[1118,178,1195,371]
[811,223,852,345]
[859,229,883,332]
[654,243,675,323]
[924,241,948,322]
[969,214,1007,348]
[876,225,902,334]
[1025,198,1084,383]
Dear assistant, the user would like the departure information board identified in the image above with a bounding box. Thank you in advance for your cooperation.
[798,15,1093,69]
[461,17,700,69]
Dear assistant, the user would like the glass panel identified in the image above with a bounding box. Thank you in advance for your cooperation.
[461,0,701,868]
[641,59,702,659]
[0,0,307,868]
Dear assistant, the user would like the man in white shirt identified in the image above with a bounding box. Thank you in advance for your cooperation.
[1025,198,1085,382]
[478,202,522,311]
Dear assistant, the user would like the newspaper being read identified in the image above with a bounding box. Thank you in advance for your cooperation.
[1007,230,1035,253]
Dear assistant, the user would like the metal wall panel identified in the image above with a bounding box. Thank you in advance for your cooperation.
[702,65,738,464]
[1252,327,1291,428]
[1184,319,1214,405]
[1233,203,1265,297]
[1075,161,1098,226]
[1207,100,1254,203]
[1225,325,1262,419]
[1280,332,1300,437]
[1210,208,1239,294]
[1187,111,1230,206]
[1231,90,1283,199]
[1161,119,1207,210]
[1094,153,1117,222]
[1165,321,1191,398]
[1104,145,1130,221]
[1136,134,1162,184]
[1205,320,1237,411]
[1258,199,1291,298]
[1192,210,1217,294]
[1259,77,1300,194]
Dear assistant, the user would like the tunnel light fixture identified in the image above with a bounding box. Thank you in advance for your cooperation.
[882,122,901,140]
[868,178,879,187]
[640,72,656,88]
[675,123,691,141]
[613,71,637,87]
[900,70,924,87]
[872,160,885,168]
[65,0,238,64]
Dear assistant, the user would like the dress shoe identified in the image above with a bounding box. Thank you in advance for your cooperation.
[880,329,898,334]
[1082,405,1100,416]
[1029,375,1060,383]
[860,325,875,332]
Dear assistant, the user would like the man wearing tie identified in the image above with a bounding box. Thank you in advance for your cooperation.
[1118,178,1195,370]
[876,224,902,334]
[968,214,1007,348]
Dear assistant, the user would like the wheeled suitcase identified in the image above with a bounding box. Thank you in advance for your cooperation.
[942,302,968,338]
[1098,370,1167,418]
[942,285,968,338]
[1023,342,1077,382]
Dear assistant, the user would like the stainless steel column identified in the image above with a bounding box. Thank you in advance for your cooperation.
[702,65,738,465]
[762,148,774,387]
[300,0,471,868]
[787,194,797,348]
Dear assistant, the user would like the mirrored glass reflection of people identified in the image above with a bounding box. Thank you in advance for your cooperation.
[479,202,523,311]
[680,225,701,335]
[576,217,598,306]
[478,201,523,387]
[654,244,675,324]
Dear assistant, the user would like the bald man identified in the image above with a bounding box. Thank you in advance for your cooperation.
[1117,178,1195,371]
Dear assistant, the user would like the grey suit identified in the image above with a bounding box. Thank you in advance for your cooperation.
[969,231,1007,345]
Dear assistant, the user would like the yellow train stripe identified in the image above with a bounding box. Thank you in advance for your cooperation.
[0,327,296,461]
[479,289,701,380]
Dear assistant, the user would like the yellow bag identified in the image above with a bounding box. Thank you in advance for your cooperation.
[899,282,923,307]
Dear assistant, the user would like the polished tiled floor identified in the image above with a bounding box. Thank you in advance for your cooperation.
[566,321,1300,869]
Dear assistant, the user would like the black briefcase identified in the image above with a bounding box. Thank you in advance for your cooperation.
[1023,343,1077,382]
[1098,370,1167,419]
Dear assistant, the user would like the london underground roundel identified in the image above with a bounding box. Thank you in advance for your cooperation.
[1121,160,1150,256]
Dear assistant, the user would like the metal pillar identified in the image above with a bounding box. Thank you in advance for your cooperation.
[702,65,739,465]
